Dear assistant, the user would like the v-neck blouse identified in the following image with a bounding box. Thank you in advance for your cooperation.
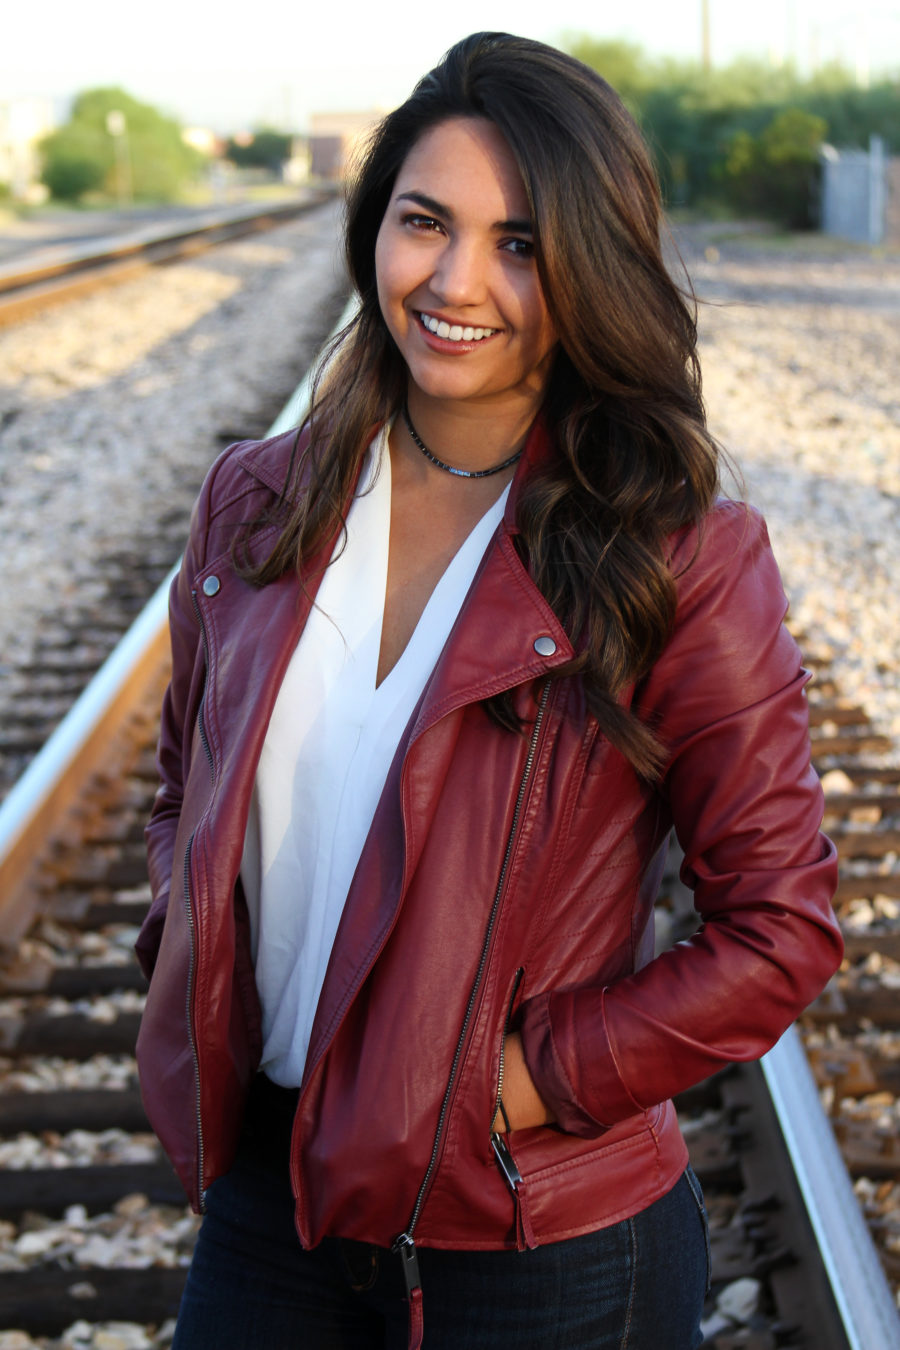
[240,426,511,1087]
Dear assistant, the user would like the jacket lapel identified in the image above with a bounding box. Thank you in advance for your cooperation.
[408,526,573,743]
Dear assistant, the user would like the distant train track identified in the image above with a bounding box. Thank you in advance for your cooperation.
[0,192,336,326]
[0,342,898,1345]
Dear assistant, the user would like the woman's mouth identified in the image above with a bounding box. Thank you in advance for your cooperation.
[417,312,499,343]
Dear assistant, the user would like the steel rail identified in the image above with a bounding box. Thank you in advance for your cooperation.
[0,294,356,947]
[762,1028,900,1349]
[0,192,336,324]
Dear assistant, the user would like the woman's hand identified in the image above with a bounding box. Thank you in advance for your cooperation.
[492,1032,555,1132]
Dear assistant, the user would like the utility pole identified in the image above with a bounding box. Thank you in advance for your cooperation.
[106,110,132,209]
[786,0,798,68]
[856,4,871,88]
[701,0,711,70]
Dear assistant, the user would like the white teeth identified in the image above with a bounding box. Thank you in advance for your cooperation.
[420,314,495,342]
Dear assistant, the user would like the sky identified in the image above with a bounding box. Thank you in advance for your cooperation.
[5,0,900,134]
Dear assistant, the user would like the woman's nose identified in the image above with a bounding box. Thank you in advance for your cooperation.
[430,239,488,307]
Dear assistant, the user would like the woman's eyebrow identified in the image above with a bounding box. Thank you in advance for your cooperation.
[394,190,533,235]
[395,190,451,218]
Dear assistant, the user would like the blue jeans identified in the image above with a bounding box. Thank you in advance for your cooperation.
[172,1079,709,1349]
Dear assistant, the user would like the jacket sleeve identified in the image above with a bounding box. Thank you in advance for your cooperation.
[135,463,219,981]
[519,501,843,1135]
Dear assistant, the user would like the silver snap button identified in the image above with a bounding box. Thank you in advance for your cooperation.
[533,635,557,657]
[202,575,221,597]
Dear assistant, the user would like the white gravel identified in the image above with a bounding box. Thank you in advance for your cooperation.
[686,235,900,758]
[0,199,347,674]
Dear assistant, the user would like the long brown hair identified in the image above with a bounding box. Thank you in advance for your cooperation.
[240,32,720,777]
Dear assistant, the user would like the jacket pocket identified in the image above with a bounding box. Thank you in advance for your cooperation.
[487,967,539,1250]
[489,966,525,1139]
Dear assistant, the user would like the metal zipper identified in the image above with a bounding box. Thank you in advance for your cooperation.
[190,590,214,775]
[491,966,525,1135]
[182,831,206,1210]
[489,967,525,1202]
[392,680,552,1279]
[183,589,213,1210]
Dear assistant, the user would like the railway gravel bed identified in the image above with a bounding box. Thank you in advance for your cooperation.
[2,222,900,1346]
[0,197,347,798]
[676,225,900,757]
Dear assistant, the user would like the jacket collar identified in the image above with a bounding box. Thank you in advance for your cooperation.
[405,414,573,738]
[408,529,572,744]
[235,425,312,500]
[232,413,573,727]
[502,410,555,535]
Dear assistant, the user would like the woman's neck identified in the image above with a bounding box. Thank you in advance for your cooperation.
[402,390,539,478]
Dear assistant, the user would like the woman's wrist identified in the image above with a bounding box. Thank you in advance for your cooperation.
[493,1031,555,1132]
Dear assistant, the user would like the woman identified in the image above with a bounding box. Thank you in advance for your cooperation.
[136,32,842,1349]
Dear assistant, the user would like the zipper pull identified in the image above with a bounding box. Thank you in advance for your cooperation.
[392,1230,422,1296]
[491,1133,537,1250]
[490,1132,522,1193]
[392,1232,424,1350]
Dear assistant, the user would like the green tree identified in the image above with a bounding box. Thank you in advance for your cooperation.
[565,37,653,117]
[40,87,202,203]
[723,108,827,226]
[225,129,294,170]
[40,121,107,199]
[567,33,897,219]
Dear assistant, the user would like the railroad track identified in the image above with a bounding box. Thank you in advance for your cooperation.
[1,375,898,1346]
[0,204,347,809]
[0,194,336,328]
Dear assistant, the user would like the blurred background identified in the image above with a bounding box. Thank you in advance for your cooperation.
[2,0,899,241]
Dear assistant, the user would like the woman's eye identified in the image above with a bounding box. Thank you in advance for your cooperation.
[403,213,443,233]
[502,237,535,258]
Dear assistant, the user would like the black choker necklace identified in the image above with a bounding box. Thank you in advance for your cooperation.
[402,404,523,479]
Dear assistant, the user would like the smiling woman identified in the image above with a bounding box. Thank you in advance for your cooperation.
[375,119,558,436]
[135,31,841,1350]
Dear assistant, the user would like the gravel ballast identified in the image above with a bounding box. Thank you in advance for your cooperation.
[679,228,900,757]
[0,199,348,792]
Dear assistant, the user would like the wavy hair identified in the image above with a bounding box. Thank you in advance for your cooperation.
[239,32,720,777]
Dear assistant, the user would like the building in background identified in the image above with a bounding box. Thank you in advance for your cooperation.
[0,96,55,202]
[308,110,382,180]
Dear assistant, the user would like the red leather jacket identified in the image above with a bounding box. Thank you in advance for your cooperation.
[136,419,841,1254]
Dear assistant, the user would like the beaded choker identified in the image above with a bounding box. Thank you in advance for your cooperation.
[402,404,523,479]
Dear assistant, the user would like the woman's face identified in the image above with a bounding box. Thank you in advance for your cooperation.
[374,117,558,414]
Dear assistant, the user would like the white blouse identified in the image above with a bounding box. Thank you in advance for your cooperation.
[240,426,511,1086]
